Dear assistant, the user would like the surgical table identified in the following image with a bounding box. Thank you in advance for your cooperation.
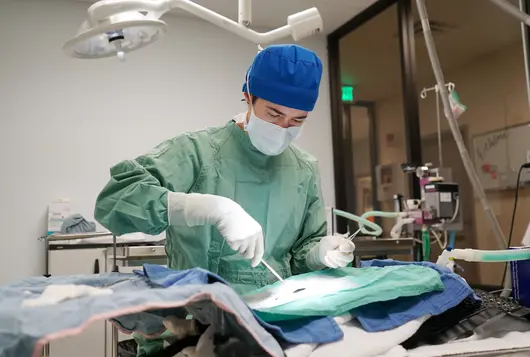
[38,234,530,357]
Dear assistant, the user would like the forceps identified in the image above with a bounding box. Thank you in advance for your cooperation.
[347,227,362,241]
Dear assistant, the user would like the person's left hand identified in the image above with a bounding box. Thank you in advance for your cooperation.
[308,235,356,269]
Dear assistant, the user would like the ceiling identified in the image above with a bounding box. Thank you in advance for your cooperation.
[340,0,523,101]
[69,0,378,34]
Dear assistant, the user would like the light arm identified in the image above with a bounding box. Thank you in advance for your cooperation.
[86,0,322,45]
[487,0,530,26]
[177,0,293,44]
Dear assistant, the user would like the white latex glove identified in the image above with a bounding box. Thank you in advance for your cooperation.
[167,192,264,267]
[436,250,455,272]
[307,235,356,269]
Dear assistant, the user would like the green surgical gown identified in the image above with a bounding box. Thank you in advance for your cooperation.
[94,120,327,356]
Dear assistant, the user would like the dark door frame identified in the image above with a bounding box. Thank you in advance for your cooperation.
[343,101,381,219]
[327,0,421,233]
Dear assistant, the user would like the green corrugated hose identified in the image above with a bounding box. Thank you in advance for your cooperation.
[422,225,430,261]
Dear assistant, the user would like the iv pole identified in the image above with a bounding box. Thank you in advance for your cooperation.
[415,0,530,296]
[420,82,455,170]
[416,0,507,251]
[518,0,530,116]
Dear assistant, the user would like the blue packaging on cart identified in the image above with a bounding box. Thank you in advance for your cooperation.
[510,247,530,308]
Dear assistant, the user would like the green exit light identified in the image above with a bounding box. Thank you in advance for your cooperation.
[342,86,354,101]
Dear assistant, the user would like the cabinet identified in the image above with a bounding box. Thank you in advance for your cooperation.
[104,246,167,357]
[46,243,167,357]
[48,248,108,357]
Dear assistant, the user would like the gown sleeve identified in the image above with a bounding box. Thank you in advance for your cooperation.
[289,160,328,275]
[94,135,202,236]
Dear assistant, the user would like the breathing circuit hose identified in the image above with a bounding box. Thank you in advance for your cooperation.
[333,209,383,236]
[450,248,530,263]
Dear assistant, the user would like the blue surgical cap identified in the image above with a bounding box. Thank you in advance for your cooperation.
[242,44,323,112]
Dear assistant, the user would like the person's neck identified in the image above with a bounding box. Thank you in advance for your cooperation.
[236,111,250,130]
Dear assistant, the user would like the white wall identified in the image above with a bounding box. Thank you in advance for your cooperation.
[0,0,334,283]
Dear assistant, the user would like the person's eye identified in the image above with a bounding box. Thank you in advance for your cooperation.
[293,119,305,124]
[268,112,281,118]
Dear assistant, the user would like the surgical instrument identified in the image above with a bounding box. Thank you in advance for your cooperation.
[347,228,362,241]
[260,259,284,283]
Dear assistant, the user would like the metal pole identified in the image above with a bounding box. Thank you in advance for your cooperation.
[44,237,50,357]
[397,0,422,200]
[488,0,530,25]
[112,326,119,357]
[519,0,530,113]
[112,235,118,272]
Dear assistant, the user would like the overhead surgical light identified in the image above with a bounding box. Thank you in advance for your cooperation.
[64,0,324,61]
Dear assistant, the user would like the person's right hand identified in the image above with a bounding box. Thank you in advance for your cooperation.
[307,235,355,270]
[210,195,264,267]
[168,192,264,267]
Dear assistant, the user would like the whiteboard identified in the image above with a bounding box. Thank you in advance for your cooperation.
[472,123,530,190]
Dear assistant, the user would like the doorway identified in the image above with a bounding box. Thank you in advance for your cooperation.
[329,0,421,233]
[346,102,380,221]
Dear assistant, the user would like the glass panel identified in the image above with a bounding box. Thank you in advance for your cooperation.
[339,4,409,237]
[350,105,374,214]
[414,0,528,285]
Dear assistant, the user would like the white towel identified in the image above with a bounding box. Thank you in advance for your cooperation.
[22,284,113,307]
[284,315,427,357]
[310,316,427,357]
[376,346,407,357]
[285,344,318,357]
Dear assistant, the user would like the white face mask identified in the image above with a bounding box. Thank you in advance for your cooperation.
[244,69,302,156]
[244,110,301,156]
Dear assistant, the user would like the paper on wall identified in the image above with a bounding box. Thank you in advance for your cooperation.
[47,199,73,235]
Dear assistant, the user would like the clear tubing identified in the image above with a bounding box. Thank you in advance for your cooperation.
[361,211,401,219]
[451,248,530,262]
[416,0,507,250]
[333,209,383,236]
[436,88,443,167]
